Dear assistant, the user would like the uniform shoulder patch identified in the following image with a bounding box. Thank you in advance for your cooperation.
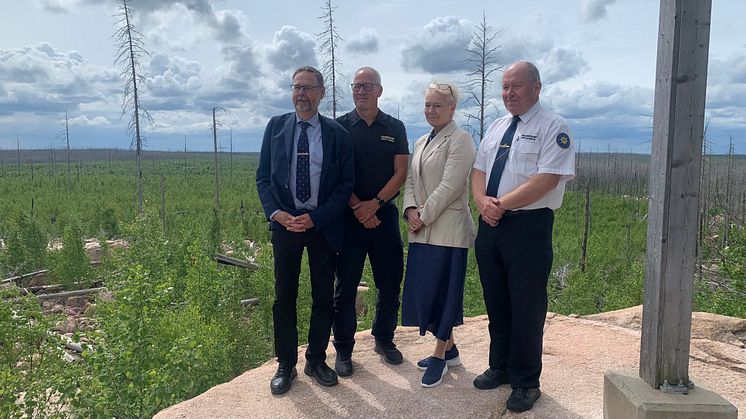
[556,132,571,149]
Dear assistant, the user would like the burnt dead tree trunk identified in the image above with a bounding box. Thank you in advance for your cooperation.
[65,111,72,192]
[580,185,591,272]
[114,0,151,214]
[316,0,343,118]
[723,136,734,248]
[463,11,502,144]
[212,107,225,210]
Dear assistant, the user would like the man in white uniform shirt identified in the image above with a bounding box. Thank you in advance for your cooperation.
[471,61,575,413]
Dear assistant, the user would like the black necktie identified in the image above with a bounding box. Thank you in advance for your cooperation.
[296,121,311,203]
[425,129,436,147]
[485,115,521,197]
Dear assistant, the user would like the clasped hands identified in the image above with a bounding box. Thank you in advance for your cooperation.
[274,211,315,232]
[478,196,506,227]
[351,199,381,229]
[404,206,424,234]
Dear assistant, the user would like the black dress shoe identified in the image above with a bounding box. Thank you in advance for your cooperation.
[506,387,541,412]
[473,368,510,389]
[374,341,403,365]
[335,354,353,377]
[270,364,297,395]
[304,361,339,387]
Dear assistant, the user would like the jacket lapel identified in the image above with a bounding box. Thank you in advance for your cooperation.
[422,121,457,163]
[319,116,333,190]
[283,115,296,170]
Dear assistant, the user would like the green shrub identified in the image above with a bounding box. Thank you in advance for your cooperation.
[73,214,258,417]
[2,212,47,277]
[0,288,82,418]
[99,207,119,238]
[50,216,93,290]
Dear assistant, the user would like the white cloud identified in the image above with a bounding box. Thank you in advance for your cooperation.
[706,52,746,130]
[144,52,203,110]
[265,26,318,72]
[0,43,115,115]
[544,81,653,120]
[212,9,247,44]
[97,1,249,47]
[36,0,79,14]
[400,16,472,73]
[581,0,616,23]
[539,81,655,150]
[346,28,379,55]
[5,1,744,153]
[539,46,589,83]
[141,4,208,52]
[491,34,552,69]
[67,115,111,126]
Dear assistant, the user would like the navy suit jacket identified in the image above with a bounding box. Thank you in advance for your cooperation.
[256,112,354,252]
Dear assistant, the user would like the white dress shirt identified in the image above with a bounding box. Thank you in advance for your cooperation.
[474,102,575,210]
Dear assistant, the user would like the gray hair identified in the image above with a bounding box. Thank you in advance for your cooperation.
[512,61,541,84]
[353,67,381,84]
[292,66,324,87]
[426,80,461,105]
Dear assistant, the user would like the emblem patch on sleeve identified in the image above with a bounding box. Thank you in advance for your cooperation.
[556,133,571,149]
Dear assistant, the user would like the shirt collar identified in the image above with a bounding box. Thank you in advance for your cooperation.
[350,108,388,127]
[295,112,320,128]
[515,101,542,124]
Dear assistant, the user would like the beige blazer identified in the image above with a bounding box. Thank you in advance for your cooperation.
[403,121,476,248]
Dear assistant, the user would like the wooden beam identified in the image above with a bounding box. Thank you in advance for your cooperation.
[240,298,260,307]
[35,287,107,301]
[214,253,259,271]
[640,0,712,390]
[1,269,49,284]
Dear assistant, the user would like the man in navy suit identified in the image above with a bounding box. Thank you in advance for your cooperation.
[256,66,354,395]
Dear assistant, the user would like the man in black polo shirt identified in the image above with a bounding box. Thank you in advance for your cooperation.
[332,66,409,376]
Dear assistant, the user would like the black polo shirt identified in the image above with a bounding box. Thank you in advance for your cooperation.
[336,109,409,201]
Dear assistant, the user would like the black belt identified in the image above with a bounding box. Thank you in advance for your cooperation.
[502,208,549,217]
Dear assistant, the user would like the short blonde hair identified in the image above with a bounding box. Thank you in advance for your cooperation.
[426,81,460,105]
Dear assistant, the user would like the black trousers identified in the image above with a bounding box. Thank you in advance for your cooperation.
[332,204,404,357]
[474,209,554,389]
[271,227,336,366]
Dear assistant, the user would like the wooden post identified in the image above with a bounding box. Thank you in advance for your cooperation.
[640,0,711,391]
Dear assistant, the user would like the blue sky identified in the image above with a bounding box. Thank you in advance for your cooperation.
[1,0,744,153]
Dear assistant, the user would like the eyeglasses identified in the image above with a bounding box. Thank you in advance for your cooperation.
[429,83,456,102]
[291,84,321,93]
[350,83,379,92]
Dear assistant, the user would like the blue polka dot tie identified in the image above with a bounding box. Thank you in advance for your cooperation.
[296,121,311,203]
[486,115,521,197]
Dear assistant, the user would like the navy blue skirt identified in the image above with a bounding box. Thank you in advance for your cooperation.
[401,242,467,341]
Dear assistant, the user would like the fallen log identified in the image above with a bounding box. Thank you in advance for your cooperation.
[215,254,259,271]
[35,287,107,302]
[240,298,260,307]
[1,269,49,284]
[21,284,64,295]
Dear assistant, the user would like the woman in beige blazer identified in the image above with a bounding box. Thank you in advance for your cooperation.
[401,81,476,388]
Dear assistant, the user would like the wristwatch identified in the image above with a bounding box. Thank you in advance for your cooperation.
[375,195,385,207]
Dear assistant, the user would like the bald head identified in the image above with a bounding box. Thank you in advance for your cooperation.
[352,66,383,113]
[502,61,542,116]
[354,67,381,84]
